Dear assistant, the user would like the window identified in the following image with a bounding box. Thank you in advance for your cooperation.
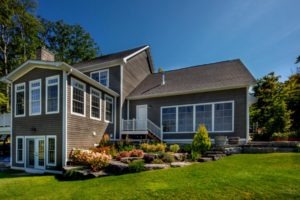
[29,79,41,115]
[195,104,212,131]
[161,101,234,133]
[16,137,24,163]
[90,69,109,87]
[105,95,113,123]
[71,78,86,116]
[90,88,101,120]
[15,83,25,117]
[46,75,59,114]
[162,107,176,132]
[214,102,233,132]
[47,136,56,166]
[178,106,194,132]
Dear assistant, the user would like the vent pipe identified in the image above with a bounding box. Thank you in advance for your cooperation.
[161,73,165,85]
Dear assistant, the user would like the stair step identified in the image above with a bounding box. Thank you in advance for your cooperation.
[198,157,212,162]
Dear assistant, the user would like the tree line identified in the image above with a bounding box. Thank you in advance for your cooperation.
[250,59,300,140]
[0,0,100,111]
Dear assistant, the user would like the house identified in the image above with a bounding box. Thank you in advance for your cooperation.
[0,45,255,173]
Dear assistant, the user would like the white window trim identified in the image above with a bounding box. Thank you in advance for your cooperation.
[46,135,57,166]
[104,94,113,123]
[29,79,42,116]
[16,136,24,164]
[46,75,60,114]
[90,69,109,87]
[14,82,26,117]
[90,87,102,121]
[161,100,234,134]
[70,78,86,117]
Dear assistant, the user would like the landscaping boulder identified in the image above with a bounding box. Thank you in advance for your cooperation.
[107,160,129,174]
[198,157,212,162]
[144,164,170,170]
[170,162,192,168]
[174,153,188,161]
[120,157,143,164]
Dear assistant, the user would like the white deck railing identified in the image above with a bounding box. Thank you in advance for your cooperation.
[0,113,11,127]
[122,119,162,140]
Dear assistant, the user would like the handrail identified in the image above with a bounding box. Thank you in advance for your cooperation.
[122,118,162,140]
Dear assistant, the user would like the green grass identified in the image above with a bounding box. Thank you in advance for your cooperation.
[0,153,300,200]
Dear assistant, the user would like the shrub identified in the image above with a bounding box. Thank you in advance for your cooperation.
[130,149,144,157]
[128,160,145,172]
[116,151,131,160]
[297,143,300,152]
[152,159,164,164]
[192,124,211,155]
[86,152,112,172]
[99,133,110,147]
[160,152,175,163]
[169,144,180,153]
[69,149,111,171]
[140,143,166,152]
[181,144,192,153]
[271,132,289,140]
[143,154,155,163]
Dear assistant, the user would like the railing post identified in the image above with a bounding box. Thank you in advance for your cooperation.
[133,118,135,131]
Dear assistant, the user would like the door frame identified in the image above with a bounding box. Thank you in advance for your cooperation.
[24,136,46,172]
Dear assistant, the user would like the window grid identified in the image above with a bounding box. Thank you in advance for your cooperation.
[105,95,113,123]
[47,137,56,166]
[90,69,109,87]
[71,78,86,116]
[46,76,59,114]
[15,83,25,117]
[16,137,24,163]
[29,79,41,116]
[90,88,101,120]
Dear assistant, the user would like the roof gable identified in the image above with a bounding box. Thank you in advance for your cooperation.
[128,59,256,99]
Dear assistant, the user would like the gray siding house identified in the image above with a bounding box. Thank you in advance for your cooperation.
[1,45,255,173]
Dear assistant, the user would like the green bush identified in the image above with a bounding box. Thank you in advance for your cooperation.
[159,152,175,163]
[152,159,164,164]
[169,144,180,153]
[140,143,166,152]
[182,144,192,153]
[271,132,289,140]
[192,124,211,155]
[128,160,145,172]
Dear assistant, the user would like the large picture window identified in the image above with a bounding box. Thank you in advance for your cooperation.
[90,88,101,120]
[161,101,234,133]
[46,75,59,114]
[16,136,24,163]
[47,136,56,166]
[15,83,25,117]
[195,104,212,131]
[162,107,176,132]
[91,69,109,87]
[105,95,113,123]
[29,79,41,116]
[71,78,86,116]
[178,106,194,132]
[214,102,233,132]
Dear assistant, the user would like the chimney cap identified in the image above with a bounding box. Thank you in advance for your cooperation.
[161,73,166,85]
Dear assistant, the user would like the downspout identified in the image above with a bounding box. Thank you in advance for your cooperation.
[63,69,71,166]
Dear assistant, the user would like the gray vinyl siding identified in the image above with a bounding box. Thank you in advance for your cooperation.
[66,75,117,157]
[123,51,151,101]
[85,66,121,94]
[129,88,247,141]
[12,68,63,170]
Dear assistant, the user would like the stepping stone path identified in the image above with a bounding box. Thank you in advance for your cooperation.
[171,162,192,168]
[144,164,169,170]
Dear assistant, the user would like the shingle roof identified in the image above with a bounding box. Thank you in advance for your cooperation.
[73,45,148,68]
[128,59,256,99]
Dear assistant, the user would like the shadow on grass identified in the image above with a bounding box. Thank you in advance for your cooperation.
[0,169,52,179]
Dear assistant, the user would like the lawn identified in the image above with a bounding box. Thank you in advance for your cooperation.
[0,153,299,200]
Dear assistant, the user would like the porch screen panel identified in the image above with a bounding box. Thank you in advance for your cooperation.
[195,104,212,131]
[162,107,176,132]
[214,102,233,131]
[178,106,194,132]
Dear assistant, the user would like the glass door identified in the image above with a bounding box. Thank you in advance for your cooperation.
[35,139,45,169]
[26,137,45,170]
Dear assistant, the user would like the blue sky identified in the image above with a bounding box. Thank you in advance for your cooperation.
[37,0,300,80]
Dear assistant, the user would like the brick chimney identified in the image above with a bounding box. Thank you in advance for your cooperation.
[36,47,55,61]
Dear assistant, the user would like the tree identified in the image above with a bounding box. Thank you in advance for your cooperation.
[0,0,42,111]
[250,72,292,140]
[157,67,164,73]
[39,18,100,64]
[285,73,300,133]
[296,55,300,64]
[191,124,211,159]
